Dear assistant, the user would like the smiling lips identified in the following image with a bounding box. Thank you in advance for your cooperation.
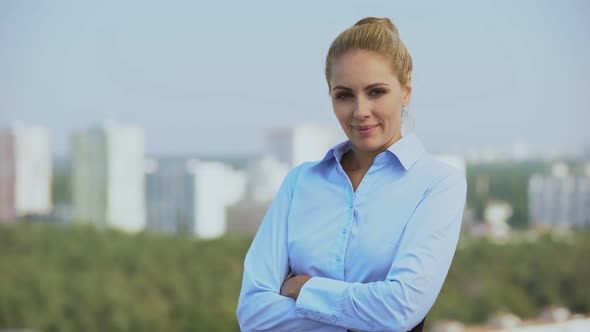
[353,124,378,136]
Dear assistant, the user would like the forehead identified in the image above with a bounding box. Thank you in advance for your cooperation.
[330,49,398,87]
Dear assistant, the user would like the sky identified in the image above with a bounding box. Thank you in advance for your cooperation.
[0,0,589,157]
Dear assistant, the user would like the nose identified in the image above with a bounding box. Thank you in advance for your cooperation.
[353,96,371,120]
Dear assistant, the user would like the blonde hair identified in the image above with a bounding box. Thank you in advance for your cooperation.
[325,17,413,88]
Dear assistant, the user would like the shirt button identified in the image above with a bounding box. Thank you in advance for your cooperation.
[336,255,341,262]
[330,315,337,323]
[342,228,347,234]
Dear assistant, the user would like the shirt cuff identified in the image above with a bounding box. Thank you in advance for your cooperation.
[294,276,350,324]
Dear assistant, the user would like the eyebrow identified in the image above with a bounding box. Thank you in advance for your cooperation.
[331,82,389,91]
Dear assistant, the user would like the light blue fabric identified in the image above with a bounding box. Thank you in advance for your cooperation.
[237,133,467,332]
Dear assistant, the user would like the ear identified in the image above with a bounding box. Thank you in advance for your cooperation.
[402,76,412,106]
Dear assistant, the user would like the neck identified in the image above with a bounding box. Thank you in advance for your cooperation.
[346,149,379,171]
[347,132,402,171]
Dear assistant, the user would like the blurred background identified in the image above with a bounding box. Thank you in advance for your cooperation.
[0,0,589,331]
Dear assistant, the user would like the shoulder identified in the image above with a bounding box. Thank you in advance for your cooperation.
[282,161,322,190]
[412,154,467,194]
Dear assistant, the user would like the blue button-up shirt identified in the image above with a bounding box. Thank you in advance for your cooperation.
[237,133,467,332]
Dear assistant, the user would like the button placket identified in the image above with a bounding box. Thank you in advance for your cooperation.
[296,308,306,317]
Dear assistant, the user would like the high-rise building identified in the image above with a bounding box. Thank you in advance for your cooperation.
[227,201,270,235]
[225,156,289,235]
[71,123,145,232]
[266,124,342,167]
[528,162,590,229]
[244,156,290,203]
[573,164,590,227]
[145,159,193,234]
[146,159,247,238]
[0,123,52,221]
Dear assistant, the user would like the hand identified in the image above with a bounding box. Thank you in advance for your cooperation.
[280,274,312,299]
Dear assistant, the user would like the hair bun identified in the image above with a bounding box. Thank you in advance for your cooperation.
[354,17,399,36]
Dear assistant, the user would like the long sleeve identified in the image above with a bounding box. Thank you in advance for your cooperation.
[237,165,335,331]
[294,171,467,332]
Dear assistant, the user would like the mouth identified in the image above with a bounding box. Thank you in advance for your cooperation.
[353,124,378,136]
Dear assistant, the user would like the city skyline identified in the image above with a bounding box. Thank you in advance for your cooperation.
[1,0,589,157]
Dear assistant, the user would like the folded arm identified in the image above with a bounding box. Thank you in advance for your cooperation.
[292,172,467,331]
[237,166,335,331]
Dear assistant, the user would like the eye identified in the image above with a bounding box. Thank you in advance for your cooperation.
[335,91,353,100]
[369,88,387,96]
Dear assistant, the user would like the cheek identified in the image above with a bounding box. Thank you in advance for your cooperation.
[332,104,351,124]
[375,99,402,123]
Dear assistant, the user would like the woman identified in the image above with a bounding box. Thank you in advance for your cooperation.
[237,17,466,332]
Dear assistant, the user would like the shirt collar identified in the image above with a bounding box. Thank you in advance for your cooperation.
[319,132,426,171]
[319,140,349,163]
[384,132,426,170]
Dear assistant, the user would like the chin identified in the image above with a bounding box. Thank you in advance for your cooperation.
[351,137,385,152]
